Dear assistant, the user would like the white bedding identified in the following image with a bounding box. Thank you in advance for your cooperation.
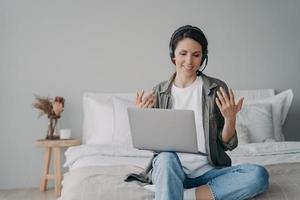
[64,142,300,199]
[62,141,300,198]
[64,141,300,171]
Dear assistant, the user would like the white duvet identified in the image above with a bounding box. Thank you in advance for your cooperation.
[64,141,300,171]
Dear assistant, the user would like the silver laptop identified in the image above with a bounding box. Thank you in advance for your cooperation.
[127,107,204,154]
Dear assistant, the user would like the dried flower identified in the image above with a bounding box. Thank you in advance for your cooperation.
[52,97,65,117]
[33,95,65,119]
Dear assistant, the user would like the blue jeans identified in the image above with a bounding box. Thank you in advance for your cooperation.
[151,152,269,200]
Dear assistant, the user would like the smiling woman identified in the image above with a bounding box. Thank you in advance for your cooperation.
[125,25,269,200]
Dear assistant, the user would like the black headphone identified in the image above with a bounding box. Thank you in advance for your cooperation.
[169,25,208,76]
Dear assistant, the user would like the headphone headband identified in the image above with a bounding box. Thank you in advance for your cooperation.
[169,26,203,44]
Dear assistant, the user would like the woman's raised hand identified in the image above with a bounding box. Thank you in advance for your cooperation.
[215,87,244,121]
[135,90,156,108]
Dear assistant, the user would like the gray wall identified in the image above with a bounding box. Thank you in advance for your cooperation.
[0,0,299,189]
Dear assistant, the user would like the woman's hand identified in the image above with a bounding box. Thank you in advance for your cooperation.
[135,90,156,108]
[215,87,244,122]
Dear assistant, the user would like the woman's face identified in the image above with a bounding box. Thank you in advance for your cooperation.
[173,37,202,78]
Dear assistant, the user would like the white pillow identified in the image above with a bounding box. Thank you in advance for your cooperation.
[247,89,293,141]
[83,95,114,144]
[234,89,275,102]
[235,124,250,145]
[112,97,135,146]
[82,93,135,144]
[237,103,274,143]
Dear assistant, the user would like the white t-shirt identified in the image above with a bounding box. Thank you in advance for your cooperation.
[171,76,214,178]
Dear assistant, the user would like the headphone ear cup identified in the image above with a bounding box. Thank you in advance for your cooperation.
[169,45,176,64]
[200,54,207,66]
[169,46,173,60]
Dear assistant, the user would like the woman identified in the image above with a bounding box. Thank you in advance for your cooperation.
[125,25,269,200]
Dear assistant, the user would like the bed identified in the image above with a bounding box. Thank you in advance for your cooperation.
[59,88,299,200]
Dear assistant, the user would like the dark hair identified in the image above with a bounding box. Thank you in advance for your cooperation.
[169,25,208,72]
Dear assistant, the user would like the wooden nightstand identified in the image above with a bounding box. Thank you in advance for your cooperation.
[35,139,81,196]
